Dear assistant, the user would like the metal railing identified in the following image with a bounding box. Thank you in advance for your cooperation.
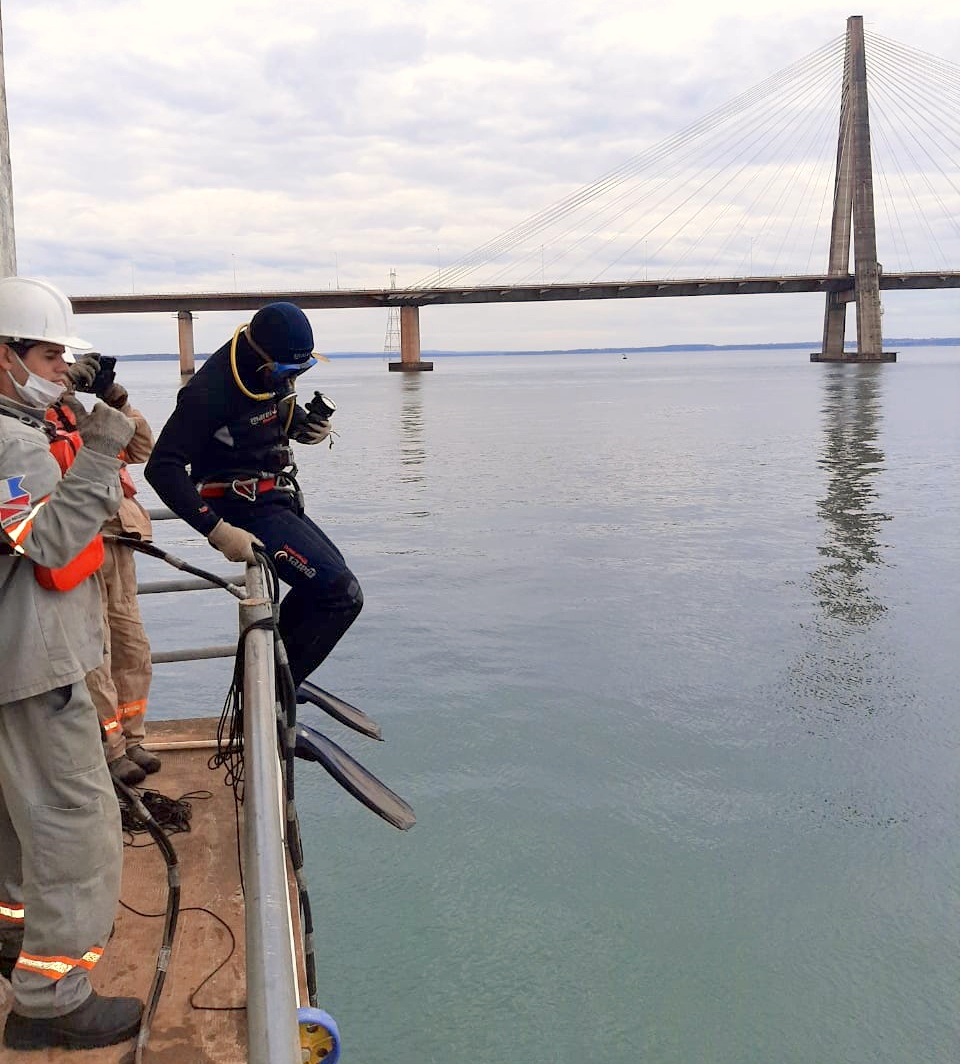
[135,507,302,1063]
[238,565,301,1064]
[138,508,242,663]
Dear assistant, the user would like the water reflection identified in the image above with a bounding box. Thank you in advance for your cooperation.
[398,376,429,516]
[812,365,892,627]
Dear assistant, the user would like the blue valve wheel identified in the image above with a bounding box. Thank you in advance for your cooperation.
[298,1007,341,1064]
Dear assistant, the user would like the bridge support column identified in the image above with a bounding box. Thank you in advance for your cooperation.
[813,15,896,363]
[389,305,433,372]
[177,310,196,377]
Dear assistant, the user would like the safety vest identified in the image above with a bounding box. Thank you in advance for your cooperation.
[0,408,105,591]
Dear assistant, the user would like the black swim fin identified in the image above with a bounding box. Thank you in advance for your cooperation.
[296,680,383,740]
[294,723,415,831]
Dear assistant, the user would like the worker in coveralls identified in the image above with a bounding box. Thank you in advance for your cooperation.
[145,302,363,689]
[53,354,160,786]
[0,277,143,1050]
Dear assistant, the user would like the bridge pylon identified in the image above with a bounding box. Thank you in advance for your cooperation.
[812,15,896,363]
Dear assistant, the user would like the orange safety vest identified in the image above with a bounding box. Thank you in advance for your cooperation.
[0,408,106,591]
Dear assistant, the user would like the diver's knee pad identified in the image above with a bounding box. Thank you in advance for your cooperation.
[329,571,363,616]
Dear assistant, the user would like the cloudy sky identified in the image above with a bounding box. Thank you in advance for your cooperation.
[3,0,959,355]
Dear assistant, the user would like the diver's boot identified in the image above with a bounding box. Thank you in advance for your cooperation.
[3,990,143,1050]
[127,744,162,774]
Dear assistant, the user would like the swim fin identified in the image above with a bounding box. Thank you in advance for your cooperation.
[294,722,415,831]
[296,680,383,740]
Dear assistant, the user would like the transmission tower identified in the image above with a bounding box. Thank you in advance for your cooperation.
[383,269,401,355]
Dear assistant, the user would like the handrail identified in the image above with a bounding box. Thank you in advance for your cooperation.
[131,512,303,1059]
[151,645,237,664]
[239,563,301,1064]
[138,576,243,595]
[139,506,245,662]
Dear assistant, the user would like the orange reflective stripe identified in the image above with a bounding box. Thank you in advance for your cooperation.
[0,901,25,923]
[118,699,146,721]
[101,715,122,734]
[3,499,48,552]
[3,429,105,589]
[16,947,103,981]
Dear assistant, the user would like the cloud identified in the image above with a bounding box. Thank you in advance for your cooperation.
[3,0,960,352]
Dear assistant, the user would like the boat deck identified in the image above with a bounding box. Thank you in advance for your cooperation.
[0,717,298,1063]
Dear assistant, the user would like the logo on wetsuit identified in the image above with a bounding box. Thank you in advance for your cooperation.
[249,407,279,427]
[274,544,316,579]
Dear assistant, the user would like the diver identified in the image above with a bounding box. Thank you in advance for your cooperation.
[144,302,362,690]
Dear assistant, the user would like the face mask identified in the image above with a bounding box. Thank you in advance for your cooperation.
[265,356,317,390]
[10,353,66,407]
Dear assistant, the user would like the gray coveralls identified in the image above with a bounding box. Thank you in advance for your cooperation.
[0,395,125,1018]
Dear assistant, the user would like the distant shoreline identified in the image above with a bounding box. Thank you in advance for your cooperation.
[112,337,960,361]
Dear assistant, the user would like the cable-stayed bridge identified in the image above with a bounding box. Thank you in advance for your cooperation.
[64,16,960,371]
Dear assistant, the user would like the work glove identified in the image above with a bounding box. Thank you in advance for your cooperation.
[77,401,136,456]
[208,519,263,565]
[58,393,89,422]
[292,418,334,446]
[66,352,101,391]
[100,382,129,409]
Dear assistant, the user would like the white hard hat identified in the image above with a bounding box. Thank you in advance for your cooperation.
[0,276,92,353]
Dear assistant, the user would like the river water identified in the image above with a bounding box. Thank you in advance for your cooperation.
[120,346,958,1064]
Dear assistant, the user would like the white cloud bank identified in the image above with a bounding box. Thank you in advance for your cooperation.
[3,0,959,353]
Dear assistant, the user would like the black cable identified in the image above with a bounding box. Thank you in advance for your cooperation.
[106,534,245,598]
[111,776,181,1064]
[274,626,319,1008]
[119,789,209,839]
[207,548,320,1006]
[116,901,244,1011]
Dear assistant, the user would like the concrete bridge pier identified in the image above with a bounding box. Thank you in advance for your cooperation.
[812,15,896,363]
[177,309,196,376]
[389,305,433,372]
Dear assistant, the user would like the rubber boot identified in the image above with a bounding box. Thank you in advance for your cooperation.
[3,990,143,1050]
[127,744,162,774]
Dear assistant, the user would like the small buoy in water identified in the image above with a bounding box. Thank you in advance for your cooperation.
[298,1007,341,1064]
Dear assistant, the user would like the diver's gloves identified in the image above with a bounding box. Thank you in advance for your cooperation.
[292,418,334,446]
[66,353,101,391]
[208,519,263,565]
[78,401,136,456]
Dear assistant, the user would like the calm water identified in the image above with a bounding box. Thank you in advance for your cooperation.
[121,347,959,1064]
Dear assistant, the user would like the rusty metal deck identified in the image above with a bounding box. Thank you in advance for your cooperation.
[0,717,303,1063]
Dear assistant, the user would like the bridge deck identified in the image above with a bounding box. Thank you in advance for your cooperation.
[68,271,960,315]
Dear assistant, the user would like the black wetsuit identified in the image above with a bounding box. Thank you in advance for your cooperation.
[144,333,362,687]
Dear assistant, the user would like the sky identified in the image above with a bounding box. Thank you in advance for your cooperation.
[2,0,959,355]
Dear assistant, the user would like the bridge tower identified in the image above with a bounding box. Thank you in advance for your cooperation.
[0,6,17,277]
[813,15,895,363]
